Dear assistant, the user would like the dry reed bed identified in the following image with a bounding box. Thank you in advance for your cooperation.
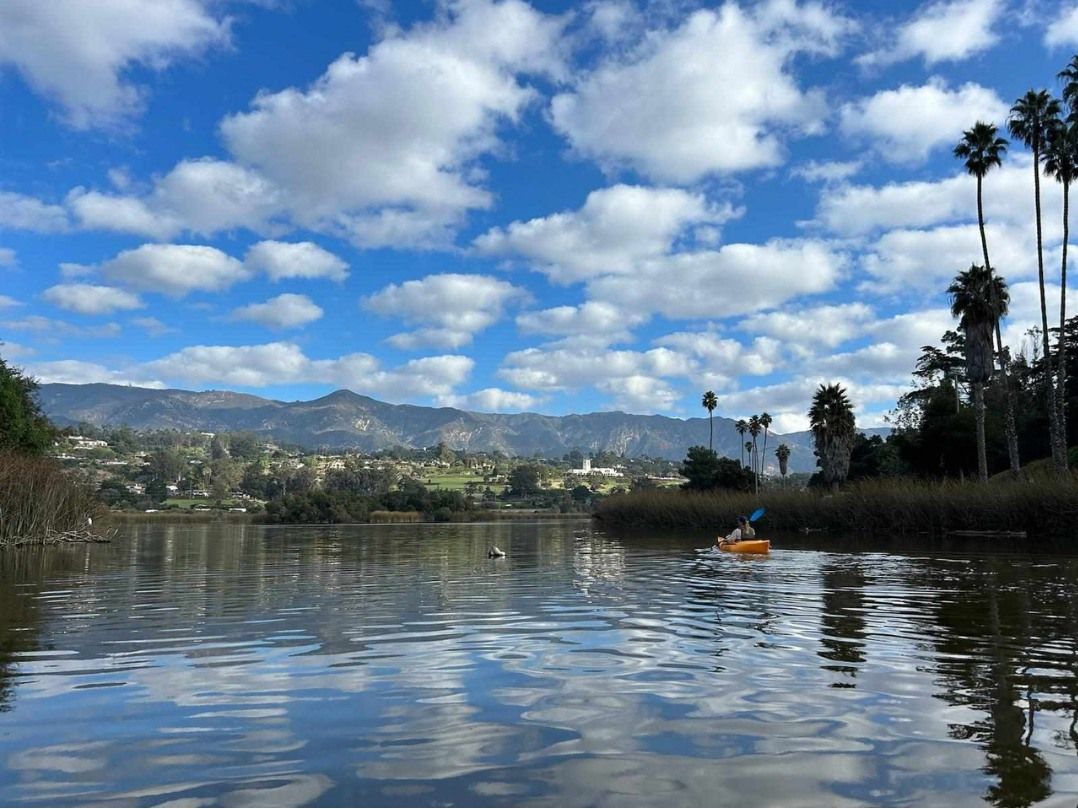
[594,478,1078,539]
[0,454,104,547]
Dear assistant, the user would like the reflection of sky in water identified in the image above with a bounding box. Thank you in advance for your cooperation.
[0,523,1075,806]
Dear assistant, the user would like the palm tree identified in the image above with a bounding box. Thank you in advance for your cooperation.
[954,121,1021,475]
[775,443,791,486]
[808,383,856,493]
[701,390,718,451]
[759,412,772,480]
[949,264,1009,482]
[1009,90,1066,470]
[735,419,748,467]
[1043,119,1078,458]
[748,415,762,493]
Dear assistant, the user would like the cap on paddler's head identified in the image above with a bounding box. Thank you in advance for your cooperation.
[738,515,748,523]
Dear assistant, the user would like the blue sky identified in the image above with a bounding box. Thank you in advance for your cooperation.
[3,0,1078,433]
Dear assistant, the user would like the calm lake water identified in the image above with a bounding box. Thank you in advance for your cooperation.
[0,521,1076,807]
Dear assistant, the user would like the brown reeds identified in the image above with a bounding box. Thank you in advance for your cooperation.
[0,453,106,547]
[594,478,1078,539]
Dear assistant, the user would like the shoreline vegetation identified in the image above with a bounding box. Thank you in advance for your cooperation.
[0,455,110,548]
[594,477,1078,541]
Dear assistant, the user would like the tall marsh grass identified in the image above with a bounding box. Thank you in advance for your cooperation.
[0,453,102,546]
[594,478,1078,539]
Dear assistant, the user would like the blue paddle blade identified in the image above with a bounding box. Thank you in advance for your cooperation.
[750,507,765,522]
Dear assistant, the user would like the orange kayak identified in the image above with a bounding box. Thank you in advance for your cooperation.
[717,539,771,554]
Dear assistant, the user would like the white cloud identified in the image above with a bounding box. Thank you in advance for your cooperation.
[812,154,1056,237]
[143,342,474,399]
[743,303,876,348]
[42,284,144,315]
[858,0,1002,67]
[859,222,1036,294]
[25,359,166,387]
[839,79,1008,163]
[790,160,862,184]
[550,2,849,182]
[588,240,844,318]
[219,0,564,247]
[597,374,682,412]
[67,159,286,239]
[475,184,738,283]
[714,376,908,424]
[0,248,15,267]
[516,301,643,345]
[0,191,69,232]
[232,293,324,329]
[364,273,528,349]
[0,316,121,339]
[500,345,692,392]
[65,189,176,239]
[0,0,229,129]
[439,387,542,412]
[131,316,175,336]
[244,241,348,282]
[1046,5,1078,48]
[0,295,19,309]
[0,340,33,359]
[101,244,251,297]
[655,331,782,377]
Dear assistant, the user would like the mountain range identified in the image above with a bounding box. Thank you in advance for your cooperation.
[37,383,887,474]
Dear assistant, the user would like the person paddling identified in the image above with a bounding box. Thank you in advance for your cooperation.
[717,515,755,548]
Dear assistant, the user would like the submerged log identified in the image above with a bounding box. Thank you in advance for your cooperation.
[2,527,115,548]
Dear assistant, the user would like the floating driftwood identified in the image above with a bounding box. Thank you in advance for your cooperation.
[1,527,115,549]
[946,529,1027,539]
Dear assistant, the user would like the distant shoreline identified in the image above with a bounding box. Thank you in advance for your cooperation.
[107,510,592,526]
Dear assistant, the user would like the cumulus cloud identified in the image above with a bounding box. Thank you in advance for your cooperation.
[859,222,1037,293]
[0,191,69,232]
[25,359,166,387]
[743,303,876,348]
[0,315,121,339]
[143,342,474,399]
[0,295,20,309]
[812,154,1056,236]
[131,316,175,336]
[100,243,251,297]
[655,330,782,377]
[218,0,565,247]
[42,283,144,315]
[244,240,349,282]
[364,273,528,349]
[67,159,286,239]
[839,79,1008,163]
[232,293,324,329]
[858,0,1002,67]
[439,387,542,412]
[1046,5,1078,48]
[0,0,229,129]
[516,301,644,346]
[550,2,850,182]
[475,184,739,283]
[587,240,844,318]
[790,160,862,184]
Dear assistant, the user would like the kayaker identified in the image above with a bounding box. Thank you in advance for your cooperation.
[718,515,755,547]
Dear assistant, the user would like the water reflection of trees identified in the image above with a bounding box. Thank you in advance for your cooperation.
[0,546,94,711]
[912,559,1078,807]
[817,562,866,686]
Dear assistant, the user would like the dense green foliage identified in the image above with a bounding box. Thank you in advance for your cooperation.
[0,357,54,454]
[679,446,754,492]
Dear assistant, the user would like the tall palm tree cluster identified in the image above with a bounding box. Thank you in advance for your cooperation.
[949,55,1078,480]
